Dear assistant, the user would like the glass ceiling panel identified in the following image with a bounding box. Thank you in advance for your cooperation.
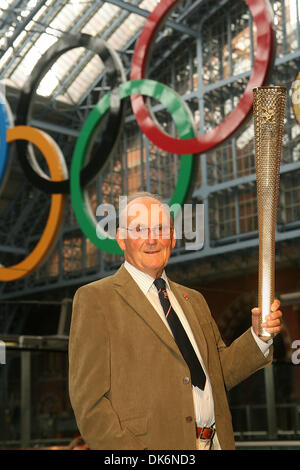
[38,47,83,98]
[140,0,160,11]
[0,0,20,19]
[0,0,172,105]
[6,0,88,90]
[49,1,87,33]
[63,55,105,104]
[10,33,58,88]
[108,12,145,51]
[81,3,121,37]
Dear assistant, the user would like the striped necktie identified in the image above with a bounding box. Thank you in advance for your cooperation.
[154,277,206,391]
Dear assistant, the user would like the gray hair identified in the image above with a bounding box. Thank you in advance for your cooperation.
[125,192,165,206]
[118,192,171,228]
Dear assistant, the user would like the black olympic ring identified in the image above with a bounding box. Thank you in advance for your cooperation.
[15,33,126,194]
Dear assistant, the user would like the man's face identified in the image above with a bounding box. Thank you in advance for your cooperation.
[116,198,176,278]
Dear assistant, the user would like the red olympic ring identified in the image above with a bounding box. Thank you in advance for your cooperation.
[130,0,275,155]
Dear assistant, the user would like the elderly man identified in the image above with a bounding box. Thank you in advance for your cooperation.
[68,192,282,450]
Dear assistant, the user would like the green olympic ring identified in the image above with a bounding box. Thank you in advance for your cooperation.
[70,79,196,255]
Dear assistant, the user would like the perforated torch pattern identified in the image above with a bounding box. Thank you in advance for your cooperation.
[253,86,286,338]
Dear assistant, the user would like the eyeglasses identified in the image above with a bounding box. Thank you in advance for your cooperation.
[121,224,173,239]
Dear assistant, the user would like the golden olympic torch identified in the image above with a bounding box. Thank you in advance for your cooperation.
[253,86,286,339]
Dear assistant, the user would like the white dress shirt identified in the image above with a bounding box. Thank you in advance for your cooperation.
[124,261,271,427]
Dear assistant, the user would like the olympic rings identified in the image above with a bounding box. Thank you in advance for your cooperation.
[130,0,275,155]
[70,79,196,255]
[0,126,66,281]
[15,33,126,194]
[0,1,279,280]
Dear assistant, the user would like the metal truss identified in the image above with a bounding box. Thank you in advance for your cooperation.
[103,0,199,37]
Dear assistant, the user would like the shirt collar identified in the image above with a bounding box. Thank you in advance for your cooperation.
[124,261,170,294]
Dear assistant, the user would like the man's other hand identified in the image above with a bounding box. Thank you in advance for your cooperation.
[251,299,283,341]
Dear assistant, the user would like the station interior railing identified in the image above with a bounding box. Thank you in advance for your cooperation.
[0,339,300,450]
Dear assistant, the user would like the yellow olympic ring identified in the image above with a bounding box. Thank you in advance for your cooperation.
[0,126,66,281]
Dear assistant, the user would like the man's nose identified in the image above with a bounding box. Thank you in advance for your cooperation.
[147,228,158,243]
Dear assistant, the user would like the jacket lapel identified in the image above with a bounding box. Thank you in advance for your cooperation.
[112,265,182,360]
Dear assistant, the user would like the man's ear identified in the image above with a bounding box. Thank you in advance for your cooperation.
[116,227,126,251]
[171,227,176,249]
